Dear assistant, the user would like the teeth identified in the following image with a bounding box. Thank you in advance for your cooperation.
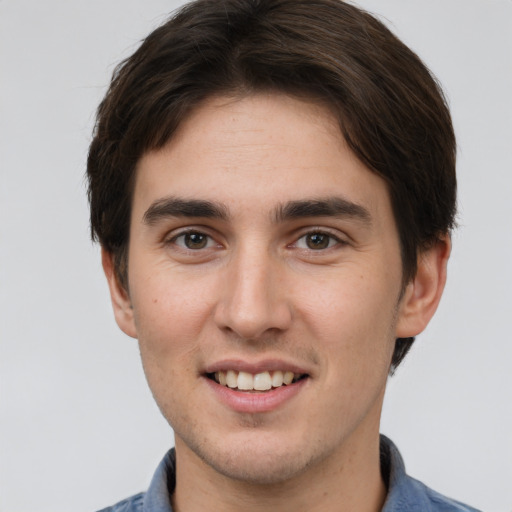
[212,370,303,391]
[253,371,272,391]
[272,371,284,387]
[226,370,238,388]
[216,371,227,386]
[283,371,294,385]
[237,371,253,390]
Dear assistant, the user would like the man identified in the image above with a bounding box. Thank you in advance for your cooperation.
[87,0,480,510]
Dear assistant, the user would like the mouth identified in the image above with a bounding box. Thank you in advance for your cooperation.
[206,370,308,392]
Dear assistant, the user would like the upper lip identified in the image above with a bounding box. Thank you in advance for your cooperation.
[203,358,311,376]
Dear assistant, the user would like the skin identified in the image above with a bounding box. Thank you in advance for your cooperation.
[103,93,450,512]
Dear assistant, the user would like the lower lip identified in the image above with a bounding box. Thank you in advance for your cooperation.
[204,376,308,413]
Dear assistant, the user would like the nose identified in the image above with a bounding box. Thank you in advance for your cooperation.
[213,247,292,340]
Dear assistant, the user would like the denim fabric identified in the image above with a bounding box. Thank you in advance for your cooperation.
[380,436,481,512]
[97,436,481,512]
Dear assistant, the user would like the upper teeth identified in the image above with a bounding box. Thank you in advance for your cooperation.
[214,370,300,391]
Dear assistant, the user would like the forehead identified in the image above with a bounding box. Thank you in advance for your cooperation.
[133,93,393,224]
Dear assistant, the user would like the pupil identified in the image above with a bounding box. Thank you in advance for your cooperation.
[307,233,329,249]
[185,232,207,249]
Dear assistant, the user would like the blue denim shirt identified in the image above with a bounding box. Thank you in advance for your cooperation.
[97,436,481,512]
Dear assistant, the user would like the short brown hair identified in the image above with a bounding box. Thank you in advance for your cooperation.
[87,0,456,370]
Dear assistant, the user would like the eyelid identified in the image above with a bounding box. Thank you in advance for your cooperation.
[289,227,349,248]
[164,226,223,249]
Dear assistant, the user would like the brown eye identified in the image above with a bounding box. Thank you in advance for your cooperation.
[183,232,208,249]
[171,231,214,250]
[305,233,331,250]
[292,231,344,252]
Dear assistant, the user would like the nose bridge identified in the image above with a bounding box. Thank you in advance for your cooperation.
[214,240,291,339]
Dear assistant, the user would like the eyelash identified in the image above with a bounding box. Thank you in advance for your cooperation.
[292,230,346,251]
[166,229,220,251]
[165,227,347,253]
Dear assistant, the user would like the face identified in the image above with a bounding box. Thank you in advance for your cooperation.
[112,93,413,484]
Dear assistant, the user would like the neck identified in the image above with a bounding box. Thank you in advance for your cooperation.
[171,430,386,512]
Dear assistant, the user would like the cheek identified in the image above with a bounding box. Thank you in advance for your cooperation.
[298,269,398,363]
[132,282,205,413]
[130,271,215,362]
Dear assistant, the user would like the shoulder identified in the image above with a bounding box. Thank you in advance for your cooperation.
[407,476,480,512]
[381,436,481,512]
[94,449,175,512]
[95,492,145,512]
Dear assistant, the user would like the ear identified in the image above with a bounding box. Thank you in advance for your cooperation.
[395,236,451,338]
[101,248,138,339]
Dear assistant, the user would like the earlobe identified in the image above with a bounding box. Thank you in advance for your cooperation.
[395,236,451,338]
[101,248,138,339]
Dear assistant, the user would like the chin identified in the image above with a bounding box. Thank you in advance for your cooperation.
[181,431,323,485]
[209,449,312,485]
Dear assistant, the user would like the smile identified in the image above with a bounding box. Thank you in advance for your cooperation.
[208,370,306,391]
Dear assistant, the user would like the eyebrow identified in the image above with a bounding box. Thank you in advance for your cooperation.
[143,197,229,224]
[273,197,372,225]
[142,195,371,226]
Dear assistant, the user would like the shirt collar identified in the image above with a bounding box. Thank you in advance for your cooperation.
[143,435,428,512]
[143,448,175,512]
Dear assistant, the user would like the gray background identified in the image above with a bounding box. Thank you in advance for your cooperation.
[1,1,510,511]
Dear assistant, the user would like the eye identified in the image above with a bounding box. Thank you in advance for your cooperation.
[171,231,217,250]
[294,231,342,250]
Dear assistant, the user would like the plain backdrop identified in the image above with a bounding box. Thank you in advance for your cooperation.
[1,1,511,511]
